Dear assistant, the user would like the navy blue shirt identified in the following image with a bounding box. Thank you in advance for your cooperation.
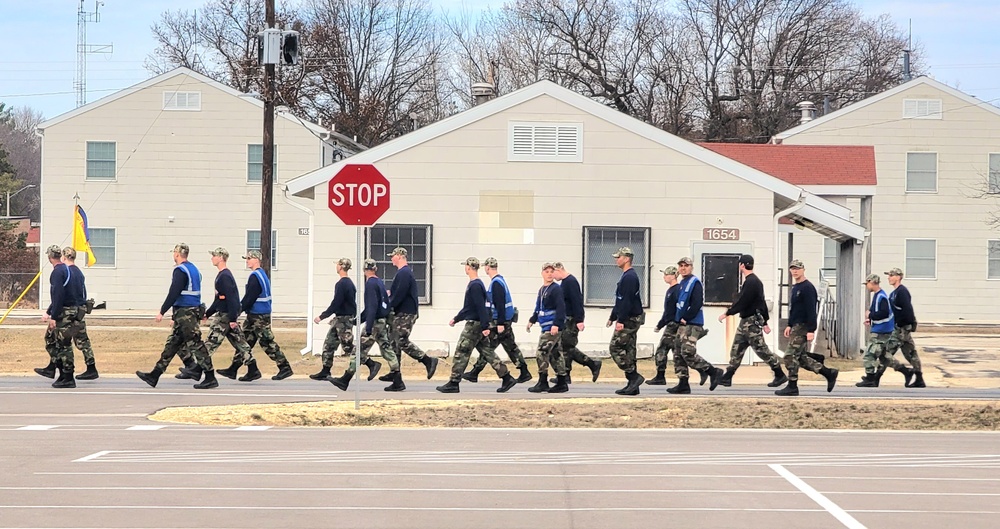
[454,279,491,330]
[788,280,818,332]
[362,276,390,335]
[656,283,681,329]
[889,284,916,327]
[206,268,241,321]
[160,266,196,315]
[389,265,419,315]
[560,274,585,322]
[319,276,357,320]
[48,263,86,316]
[610,268,643,322]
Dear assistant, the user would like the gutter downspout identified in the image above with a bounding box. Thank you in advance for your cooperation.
[282,185,316,356]
[773,192,808,356]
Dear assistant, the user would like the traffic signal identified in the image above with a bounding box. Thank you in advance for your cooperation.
[282,31,299,65]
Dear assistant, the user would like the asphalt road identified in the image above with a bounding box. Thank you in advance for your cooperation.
[2,375,999,529]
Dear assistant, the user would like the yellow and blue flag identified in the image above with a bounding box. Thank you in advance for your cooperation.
[73,205,97,266]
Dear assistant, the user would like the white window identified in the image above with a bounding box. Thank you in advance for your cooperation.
[365,224,432,304]
[87,228,116,267]
[247,144,278,183]
[86,141,116,180]
[906,152,937,192]
[582,226,650,306]
[905,239,936,279]
[508,122,583,162]
[823,238,838,270]
[246,230,278,268]
[903,99,942,119]
[989,154,1000,194]
[163,91,201,111]
[989,241,1000,279]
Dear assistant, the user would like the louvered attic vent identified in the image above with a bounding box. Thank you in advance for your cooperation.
[508,122,583,162]
[163,91,202,111]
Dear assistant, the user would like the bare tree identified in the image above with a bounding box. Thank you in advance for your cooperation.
[0,105,41,221]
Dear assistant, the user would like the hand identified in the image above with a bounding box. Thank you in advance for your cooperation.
[806,332,815,342]
[313,316,321,324]
[864,319,871,326]
[202,317,209,323]
[606,320,612,328]
[763,325,771,335]
[41,314,50,322]
[47,319,56,330]
[229,322,238,330]
[615,322,624,332]
[783,326,791,338]
[526,323,533,333]
[155,313,163,323]
[680,319,687,325]
[448,319,456,327]
[497,325,505,334]
[481,329,490,337]
[717,313,726,323]
[577,322,585,332]
[550,326,559,335]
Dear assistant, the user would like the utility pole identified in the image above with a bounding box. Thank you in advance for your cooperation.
[260,0,276,276]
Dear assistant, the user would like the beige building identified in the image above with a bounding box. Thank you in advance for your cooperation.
[775,76,1000,322]
[286,81,866,362]
[36,68,361,317]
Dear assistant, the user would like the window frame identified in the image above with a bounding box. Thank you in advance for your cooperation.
[246,229,278,269]
[247,144,278,184]
[989,240,1000,280]
[85,141,117,181]
[580,226,651,308]
[86,227,116,268]
[989,153,1000,194]
[904,238,937,280]
[905,151,938,193]
[365,224,433,305]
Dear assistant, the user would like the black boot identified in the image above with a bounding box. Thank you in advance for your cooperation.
[436,379,460,393]
[646,370,667,385]
[309,365,331,381]
[34,360,57,379]
[272,363,294,380]
[378,370,394,382]
[820,367,839,392]
[497,373,517,393]
[76,364,99,381]
[719,367,737,387]
[384,371,406,392]
[177,363,203,381]
[549,374,569,393]
[136,367,163,388]
[666,377,691,394]
[516,364,532,383]
[767,365,788,388]
[588,359,602,382]
[327,371,352,391]
[698,369,710,386]
[855,373,877,387]
[550,367,571,384]
[218,360,243,380]
[193,369,219,389]
[365,358,382,381]
[706,367,724,391]
[871,365,886,387]
[774,379,799,396]
[908,371,926,388]
[238,360,262,382]
[616,371,645,396]
[462,363,485,383]
[422,356,439,379]
[52,368,76,389]
[528,373,550,393]
[897,365,914,387]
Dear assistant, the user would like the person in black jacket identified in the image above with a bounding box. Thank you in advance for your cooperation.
[463,257,531,383]
[647,266,681,385]
[308,258,380,382]
[774,260,839,396]
[606,247,645,395]
[552,262,602,384]
[385,247,438,380]
[38,245,86,388]
[884,267,925,388]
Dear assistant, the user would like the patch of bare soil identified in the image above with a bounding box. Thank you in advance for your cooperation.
[151,398,1000,431]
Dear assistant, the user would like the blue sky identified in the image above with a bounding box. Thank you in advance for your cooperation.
[2,0,999,120]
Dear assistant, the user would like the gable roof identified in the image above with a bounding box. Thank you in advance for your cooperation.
[699,143,876,186]
[774,76,1000,141]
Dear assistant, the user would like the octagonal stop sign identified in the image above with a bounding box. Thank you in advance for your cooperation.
[328,164,390,226]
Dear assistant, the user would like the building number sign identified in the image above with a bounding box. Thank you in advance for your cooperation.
[702,228,740,241]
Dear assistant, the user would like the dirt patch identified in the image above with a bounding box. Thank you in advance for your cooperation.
[151,398,1000,431]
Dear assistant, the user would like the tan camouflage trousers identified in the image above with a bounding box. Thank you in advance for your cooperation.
[672,324,713,378]
[45,320,96,367]
[357,318,399,372]
[204,313,250,366]
[242,313,288,366]
[44,307,83,371]
[886,324,921,372]
[154,306,211,372]
[389,312,427,361]
[608,314,643,374]
[535,331,566,376]
[863,331,901,374]
[782,324,824,382]
[449,321,509,382]
[728,315,780,369]
[653,321,680,371]
[473,322,526,370]
[321,316,356,368]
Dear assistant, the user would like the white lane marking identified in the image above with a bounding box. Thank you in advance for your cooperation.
[771,464,866,529]
[233,426,271,431]
[16,425,58,430]
[0,486,803,493]
[0,506,997,515]
[126,425,167,431]
[0,413,148,417]
[73,451,111,463]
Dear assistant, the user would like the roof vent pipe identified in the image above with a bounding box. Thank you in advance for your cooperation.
[472,82,495,106]
[797,101,816,124]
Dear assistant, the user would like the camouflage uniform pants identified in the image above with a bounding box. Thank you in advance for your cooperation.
[560,317,595,368]
[242,313,288,366]
[321,316,356,368]
[474,322,527,370]
[783,324,824,382]
[609,314,643,374]
[73,322,96,366]
[44,307,83,372]
[863,331,901,374]
[535,331,566,376]
[357,318,399,372]
[672,324,713,378]
[204,313,251,365]
[449,321,509,383]
[729,315,779,370]
[886,324,921,372]
[389,312,426,361]
[154,306,211,372]
[653,321,680,371]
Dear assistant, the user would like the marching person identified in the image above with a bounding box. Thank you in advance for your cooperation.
[717,254,786,388]
[774,260,839,396]
[648,265,681,385]
[606,247,645,395]
[35,247,100,382]
[309,258,380,382]
[857,273,913,387]
[526,263,569,393]
[552,262,601,384]
[237,250,293,381]
[667,257,724,394]
[885,267,925,388]
[463,257,532,383]
[385,247,438,380]
[136,243,213,388]
[436,258,517,394]
[37,245,86,388]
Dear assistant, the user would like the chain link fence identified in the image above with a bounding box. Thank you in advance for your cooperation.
[0,272,39,309]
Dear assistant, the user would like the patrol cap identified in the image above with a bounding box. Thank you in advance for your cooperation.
[363,258,378,271]
[338,258,352,271]
[172,243,190,257]
[677,256,693,266]
[243,250,262,260]
[788,259,804,270]
[865,273,880,284]
[738,254,754,267]
[62,247,77,260]
[46,245,62,259]
[209,247,229,260]
[484,257,499,268]
[612,247,634,258]
[461,257,480,269]
[885,267,904,277]
[388,247,407,257]
[542,262,556,270]
[660,265,678,276]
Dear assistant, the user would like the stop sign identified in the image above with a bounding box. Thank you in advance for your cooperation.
[327,164,391,226]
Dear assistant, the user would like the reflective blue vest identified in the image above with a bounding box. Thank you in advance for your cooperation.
[250,268,273,314]
[175,261,201,307]
[535,284,557,332]
[870,289,894,333]
[486,275,515,321]
[675,275,705,326]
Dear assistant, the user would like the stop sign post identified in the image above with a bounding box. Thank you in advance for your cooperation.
[328,164,390,226]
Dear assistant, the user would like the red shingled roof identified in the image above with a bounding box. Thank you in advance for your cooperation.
[699,143,877,186]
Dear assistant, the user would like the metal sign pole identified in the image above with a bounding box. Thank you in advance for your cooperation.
[355,226,362,410]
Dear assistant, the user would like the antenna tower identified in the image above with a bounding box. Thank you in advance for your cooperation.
[75,0,114,108]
